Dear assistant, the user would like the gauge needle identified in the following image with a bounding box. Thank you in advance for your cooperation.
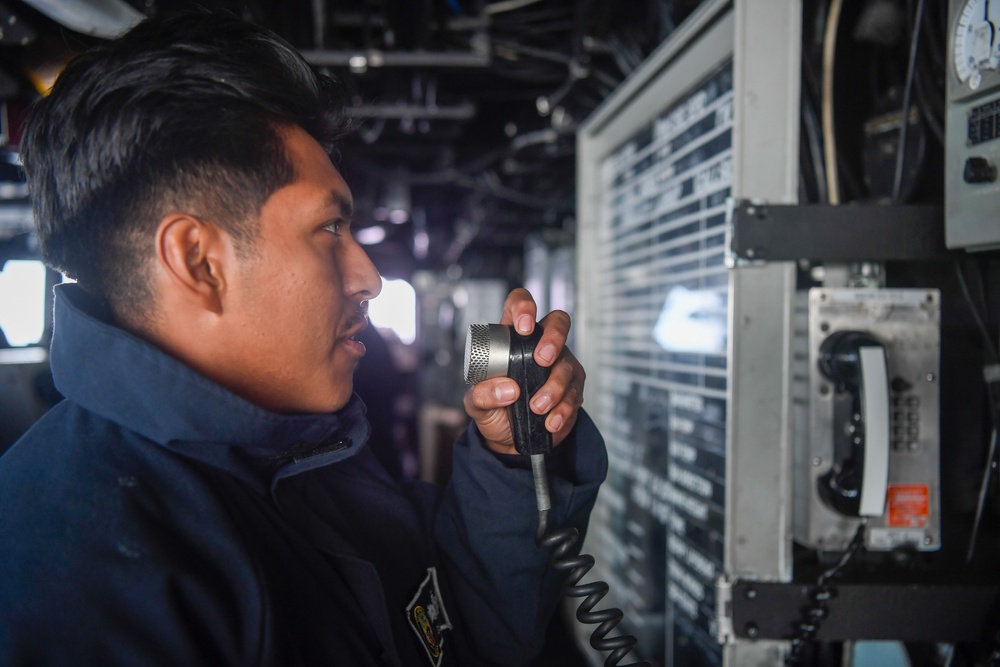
[981,0,997,59]
[973,0,996,64]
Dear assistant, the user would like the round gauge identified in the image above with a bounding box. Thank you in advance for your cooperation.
[954,0,1000,90]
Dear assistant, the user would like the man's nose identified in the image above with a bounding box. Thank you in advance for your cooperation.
[347,241,382,299]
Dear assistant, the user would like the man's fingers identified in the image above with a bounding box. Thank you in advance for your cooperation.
[535,310,571,367]
[464,377,519,453]
[531,348,584,409]
[464,377,519,415]
[500,288,538,334]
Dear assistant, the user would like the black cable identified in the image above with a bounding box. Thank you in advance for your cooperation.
[535,512,650,667]
[531,456,650,667]
[955,262,1000,565]
[967,427,999,564]
[913,67,944,146]
[956,262,1000,367]
[802,91,829,203]
[919,0,946,72]
[892,0,926,203]
[785,521,867,666]
[913,0,945,148]
[972,262,995,334]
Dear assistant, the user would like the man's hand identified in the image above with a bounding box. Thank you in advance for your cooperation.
[463,288,586,455]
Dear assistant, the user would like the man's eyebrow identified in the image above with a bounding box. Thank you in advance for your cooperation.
[329,192,353,221]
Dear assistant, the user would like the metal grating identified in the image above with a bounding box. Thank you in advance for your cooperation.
[590,61,734,666]
[464,324,492,384]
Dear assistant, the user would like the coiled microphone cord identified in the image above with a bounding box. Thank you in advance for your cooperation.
[531,455,651,667]
[784,520,867,666]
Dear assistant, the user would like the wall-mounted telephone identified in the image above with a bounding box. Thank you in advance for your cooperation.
[464,324,651,667]
[798,289,941,552]
[815,330,891,519]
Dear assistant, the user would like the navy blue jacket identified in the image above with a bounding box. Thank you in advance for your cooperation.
[0,285,607,666]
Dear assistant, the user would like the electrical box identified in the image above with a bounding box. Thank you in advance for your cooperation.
[945,0,1000,251]
[799,288,941,552]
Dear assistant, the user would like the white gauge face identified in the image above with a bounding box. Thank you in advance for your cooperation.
[954,0,1000,89]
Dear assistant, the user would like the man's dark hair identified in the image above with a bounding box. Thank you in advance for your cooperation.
[20,10,352,321]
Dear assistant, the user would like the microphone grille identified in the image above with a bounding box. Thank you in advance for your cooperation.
[464,324,492,384]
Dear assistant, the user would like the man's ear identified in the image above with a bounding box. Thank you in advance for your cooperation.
[155,213,228,314]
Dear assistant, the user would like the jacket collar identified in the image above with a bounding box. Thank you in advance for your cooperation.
[49,283,370,494]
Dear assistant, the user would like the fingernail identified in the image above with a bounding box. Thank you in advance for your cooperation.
[495,382,516,403]
[517,315,533,334]
[549,414,564,432]
[532,394,552,413]
[537,344,556,364]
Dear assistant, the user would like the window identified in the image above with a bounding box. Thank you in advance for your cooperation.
[0,260,47,347]
[369,277,416,345]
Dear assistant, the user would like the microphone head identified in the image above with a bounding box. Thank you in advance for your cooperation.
[464,323,511,384]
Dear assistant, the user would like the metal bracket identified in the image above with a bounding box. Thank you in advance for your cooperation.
[727,578,1000,642]
[715,574,735,644]
[727,200,961,262]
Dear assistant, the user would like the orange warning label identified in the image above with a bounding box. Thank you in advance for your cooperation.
[886,484,930,528]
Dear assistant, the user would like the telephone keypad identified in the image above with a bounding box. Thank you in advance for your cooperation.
[892,393,922,452]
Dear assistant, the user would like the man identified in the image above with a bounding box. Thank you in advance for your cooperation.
[0,10,606,667]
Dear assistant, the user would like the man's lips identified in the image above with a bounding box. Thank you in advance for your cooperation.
[342,336,367,357]
[341,305,371,354]
[344,317,369,341]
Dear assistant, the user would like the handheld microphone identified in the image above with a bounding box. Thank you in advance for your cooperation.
[462,323,650,666]
[463,323,552,456]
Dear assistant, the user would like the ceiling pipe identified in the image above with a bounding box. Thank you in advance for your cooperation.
[345,102,476,121]
[301,49,491,68]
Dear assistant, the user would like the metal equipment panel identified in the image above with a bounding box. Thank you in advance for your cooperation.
[802,289,942,552]
[577,1,802,664]
[720,1,802,665]
[945,0,1000,251]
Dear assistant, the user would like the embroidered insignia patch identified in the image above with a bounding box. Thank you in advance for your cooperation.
[405,567,453,667]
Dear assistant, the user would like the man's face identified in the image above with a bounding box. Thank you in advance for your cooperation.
[221,125,382,414]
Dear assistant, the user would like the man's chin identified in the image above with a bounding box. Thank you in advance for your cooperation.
[325,384,355,414]
[272,385,353,415]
